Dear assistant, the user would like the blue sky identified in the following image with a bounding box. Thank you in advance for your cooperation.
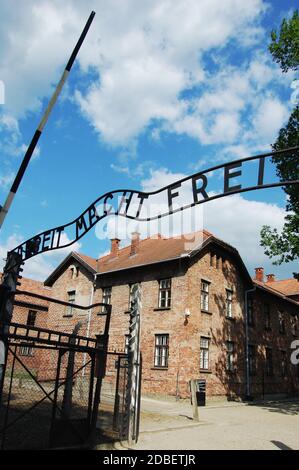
[0,0,298,280]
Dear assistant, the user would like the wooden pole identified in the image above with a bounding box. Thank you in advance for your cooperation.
[190,379,199,421]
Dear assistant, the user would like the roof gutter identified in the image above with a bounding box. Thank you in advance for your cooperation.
[95,253,190,277]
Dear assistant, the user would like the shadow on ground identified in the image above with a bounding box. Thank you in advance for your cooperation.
[248,399,299,416]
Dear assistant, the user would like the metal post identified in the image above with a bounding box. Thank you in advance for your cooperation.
[88,304,111,447]
[126,283,141,445]
[0,252,23,405]
[0,12,96,230]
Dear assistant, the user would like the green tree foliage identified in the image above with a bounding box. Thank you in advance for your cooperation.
[269,10,299,72]
[260,11,299,269]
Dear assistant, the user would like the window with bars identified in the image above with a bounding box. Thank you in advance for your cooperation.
[158,279,171,308]
[226,341,234,371]
[65,290,76,317]
[278,310,285,334]
[100,287,112,313]
[19,343,34,356]
[154,334,169,368]
[264,303,271,330]
[200,337,210,370]
[27,310,37,327]
[280,350,287,377]
[200,281,209,312]
[248,344,256,376]
[247,296,254,325]
[226,289,233,318]
[266,348,273,376]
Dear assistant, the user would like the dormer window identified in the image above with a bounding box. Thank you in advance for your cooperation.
[70,265,79,279]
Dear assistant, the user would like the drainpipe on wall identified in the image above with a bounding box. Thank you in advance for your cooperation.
[244,286,256,400]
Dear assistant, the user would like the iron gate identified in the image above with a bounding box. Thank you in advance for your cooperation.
[0,321,109,449]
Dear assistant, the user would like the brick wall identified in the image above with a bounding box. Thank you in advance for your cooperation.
[9,247,299,400]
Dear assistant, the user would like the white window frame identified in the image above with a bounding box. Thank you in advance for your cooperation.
[200,337,210,370]
[201,281,210,312]
[226,341,234,371]
[154,334,169,368]
[101,286,112,313]
[66,290,76,316]
[158,279,171,308]
[226,289,233,318]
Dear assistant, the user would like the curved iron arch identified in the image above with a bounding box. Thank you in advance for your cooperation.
[9,146,299,264]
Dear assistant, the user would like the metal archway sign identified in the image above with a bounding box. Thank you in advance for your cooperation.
[9,146,299,264]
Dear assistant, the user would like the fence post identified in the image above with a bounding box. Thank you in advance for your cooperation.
[88,303,111,447]
[126,283,141,446]
[190,379,199,421]
[0,252,23,404]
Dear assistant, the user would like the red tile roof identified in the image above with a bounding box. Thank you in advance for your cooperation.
[73,252,98,271]
[95,230,213,274]
[260,278,299,297]
[0,272,51,308]
[253,279,299,306]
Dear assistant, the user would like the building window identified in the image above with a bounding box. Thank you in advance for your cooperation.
[280,350,287,377]
[154,334,169,368]
[278,310,285,334]
[264,303,271,330]
[200,337,210,370]
[265,348,273,376]
[201,281,210,312]
[101,287,112,313]
[226,289,233,318]
[124,334,130,354]
[65,290,76,316]
[291,316,298,336]
[27,310,37,327]
[158,279,171,308]
[226,341,234,371]
[210,253,214,267]
[248,345,256,376]
[247,296,254,325]
[19,343,34,356]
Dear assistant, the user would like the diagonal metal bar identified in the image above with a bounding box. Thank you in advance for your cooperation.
[0,347,93,435]
[0,12,96,230]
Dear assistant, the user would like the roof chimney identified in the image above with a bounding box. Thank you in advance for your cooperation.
[130,232,140,256]
[110,238,120,257]
[266,274,275,283]
[254,267,264,282]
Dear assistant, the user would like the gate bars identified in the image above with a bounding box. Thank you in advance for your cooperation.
[0,290,112,449]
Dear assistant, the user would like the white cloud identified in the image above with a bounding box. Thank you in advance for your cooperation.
[251,97,289,143]
[138,167,297,279]
[0,0,293,177]
[0,232,81,281]
[0,171,14,189]
[0,0,272,149]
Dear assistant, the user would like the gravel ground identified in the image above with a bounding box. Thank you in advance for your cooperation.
[128,397,299,450]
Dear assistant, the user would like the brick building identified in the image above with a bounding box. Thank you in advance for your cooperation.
[0,272,51,372]
[7,230,299,400]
